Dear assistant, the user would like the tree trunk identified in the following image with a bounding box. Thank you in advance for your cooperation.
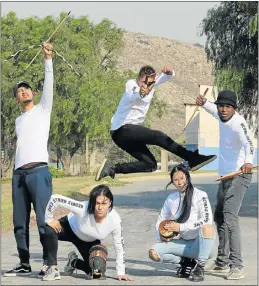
[57,147,72,175]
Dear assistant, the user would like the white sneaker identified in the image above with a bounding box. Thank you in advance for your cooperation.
[42,267,61,281]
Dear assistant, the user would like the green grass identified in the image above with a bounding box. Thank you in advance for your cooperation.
[1,174,127,232]
[1,170,217,232]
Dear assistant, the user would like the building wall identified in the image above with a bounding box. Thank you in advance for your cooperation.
[185,104,199,148]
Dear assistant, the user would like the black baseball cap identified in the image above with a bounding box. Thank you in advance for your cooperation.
[13,81,32,97]
[214,90,237,108]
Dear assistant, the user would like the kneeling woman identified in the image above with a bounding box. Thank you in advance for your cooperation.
[149,164,216,282]
[42,184,133,282]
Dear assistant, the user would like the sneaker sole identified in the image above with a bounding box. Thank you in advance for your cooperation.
[189,277,204,282]
[226,274,245,280]
[95,159,107,181]
[42,276,61,281]
[191,155,217,171]
[205,268,230,273]
[4,272,32,277]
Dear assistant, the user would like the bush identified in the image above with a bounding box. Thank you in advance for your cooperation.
[49,166,65,178]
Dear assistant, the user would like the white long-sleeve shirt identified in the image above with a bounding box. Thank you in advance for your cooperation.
[45,194,126,276]
[202,100,254,176]
[14,59,53,169]
[111,72,174,130]
[156,188,213,240]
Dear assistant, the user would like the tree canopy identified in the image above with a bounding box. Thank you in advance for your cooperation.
[1,12,129,172]
[200,1,258,132]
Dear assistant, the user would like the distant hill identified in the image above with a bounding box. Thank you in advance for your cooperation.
[116,31,213,138]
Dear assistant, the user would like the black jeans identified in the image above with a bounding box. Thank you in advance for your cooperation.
[111,124,192,174]
[214,173,252,268]
[44,216,100,274]
[12,165,52,264]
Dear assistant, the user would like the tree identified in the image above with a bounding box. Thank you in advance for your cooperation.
[1,12,127,174]
[200,2,258,133]
[2,12,167,176]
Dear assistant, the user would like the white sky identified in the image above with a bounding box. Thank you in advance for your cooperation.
[1,1,220,45]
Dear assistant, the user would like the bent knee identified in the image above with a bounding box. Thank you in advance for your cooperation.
[149,249,161,262]
[45,224,57,236]
[146,161,157,172]
[201,224,214,238]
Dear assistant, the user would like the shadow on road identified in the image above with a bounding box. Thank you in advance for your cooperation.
[111,182,258,218]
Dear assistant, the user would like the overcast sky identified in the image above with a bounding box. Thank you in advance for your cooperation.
[1,1,220,45]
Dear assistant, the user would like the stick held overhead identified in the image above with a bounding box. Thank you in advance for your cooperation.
[25,11,71,71]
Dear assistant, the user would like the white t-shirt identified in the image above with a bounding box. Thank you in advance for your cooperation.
[202,101,254,176]
[156,187,213,241]
[111,72,174,130]
[45,194,126,276]
[14,59,53,169]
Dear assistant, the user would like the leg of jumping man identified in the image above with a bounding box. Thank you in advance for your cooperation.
[96,124,216,181]
[96,65,216,181]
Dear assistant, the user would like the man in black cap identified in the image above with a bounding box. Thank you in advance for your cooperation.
[4,42,54,278]
[196,90,254,280]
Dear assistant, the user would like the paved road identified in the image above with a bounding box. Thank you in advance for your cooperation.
[1,174,258,285]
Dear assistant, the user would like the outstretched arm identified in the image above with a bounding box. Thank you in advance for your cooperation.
[154,65,175,88]
[196,95,219,120]
[112,221,134,281]
[39,42,54,112]
[45,194,86,224]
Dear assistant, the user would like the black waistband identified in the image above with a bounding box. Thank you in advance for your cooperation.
[17,162,48,171]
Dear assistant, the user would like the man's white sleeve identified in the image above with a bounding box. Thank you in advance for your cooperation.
[237,119,255,164]
[202,100,219,120]
[39,59,54,112]
[112,220,126,276]
[45,194,86,223]
[124,80,142,101]
[154,71,175,88]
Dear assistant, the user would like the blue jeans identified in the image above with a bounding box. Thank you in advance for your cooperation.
[12,165,53,264]
[151,227,216,264]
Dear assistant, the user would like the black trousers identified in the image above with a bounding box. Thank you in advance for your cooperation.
[44,216,100,274]
[111,124,192,174]
[12,164,52,264]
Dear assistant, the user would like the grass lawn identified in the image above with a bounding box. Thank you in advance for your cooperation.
[1,170,217,232]
[1,175,127,232]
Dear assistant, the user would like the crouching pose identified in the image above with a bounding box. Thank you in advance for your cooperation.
[149,164,216,282]
[42,184,133,282]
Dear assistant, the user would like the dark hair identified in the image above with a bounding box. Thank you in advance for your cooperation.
[87,184,114,214]
[138,65,156,78]
[166,164,194,223]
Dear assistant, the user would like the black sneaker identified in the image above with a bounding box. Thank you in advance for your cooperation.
[4,263,32,277]
[188,150,217,171]
[176,258,197,278]
[95,159,115,181]
[189,263,205,282]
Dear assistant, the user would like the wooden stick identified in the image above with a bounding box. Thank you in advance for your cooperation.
[183,87,209,131]
[215,165,258,181]
[25,11,71,70]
